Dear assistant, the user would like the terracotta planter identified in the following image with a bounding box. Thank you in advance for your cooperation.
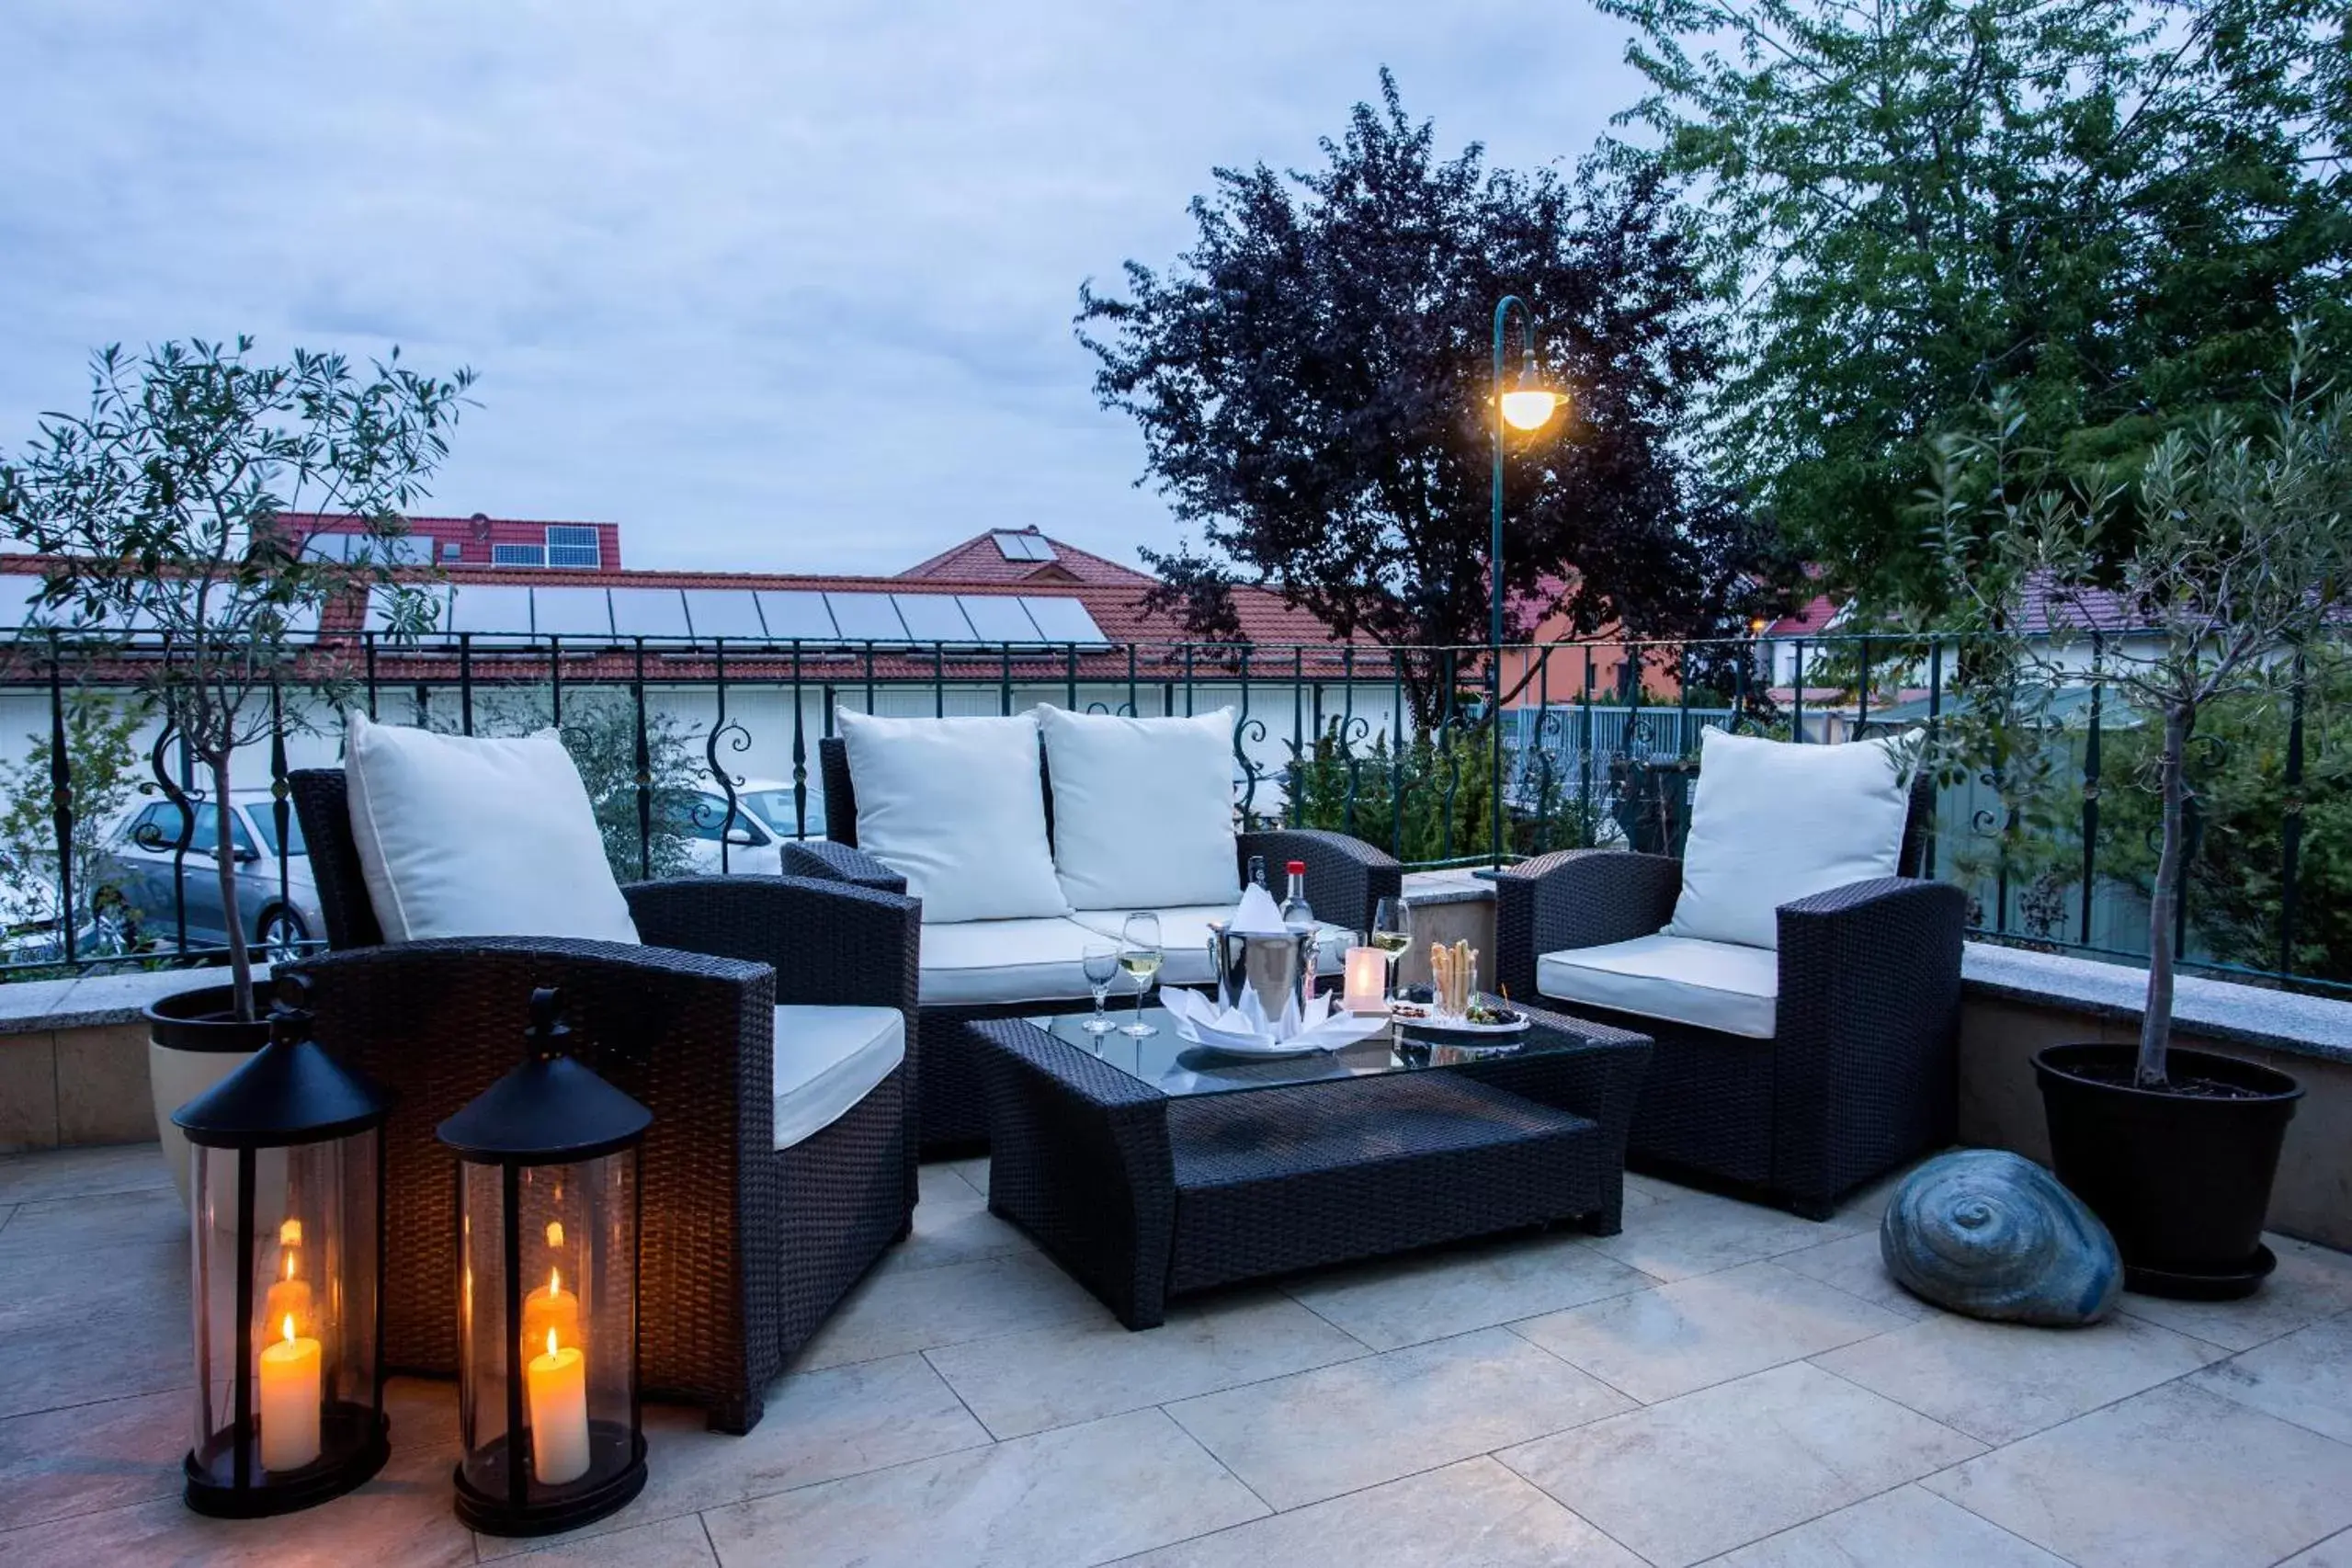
[146,983,272,1206]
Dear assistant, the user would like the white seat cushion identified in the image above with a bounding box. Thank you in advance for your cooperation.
[1535,933,1779,1040]
[837,710,1070,925]
[1664,727,1917,950]
[1035,706,1242,909]
[1068,906,1354,989]
[343,711,640,945]
[917,916,1105,1006]
[771,1005,904,1150]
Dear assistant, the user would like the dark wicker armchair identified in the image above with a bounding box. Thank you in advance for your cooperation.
[788,734,1403,1152]
[1494,778,1962,1219]
[285,768,920,1434]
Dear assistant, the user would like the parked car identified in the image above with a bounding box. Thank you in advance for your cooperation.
[665,778,824,876]
[90,790,323,961]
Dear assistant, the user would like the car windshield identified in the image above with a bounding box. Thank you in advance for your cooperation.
[736,789,808,836]
[247,806,306,858]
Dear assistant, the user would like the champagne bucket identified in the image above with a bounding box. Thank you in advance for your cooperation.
[1207,925,1318,1022]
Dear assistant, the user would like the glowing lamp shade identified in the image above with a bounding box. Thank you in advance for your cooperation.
[1499,387,1569,431]
[1343,947,1390,1013]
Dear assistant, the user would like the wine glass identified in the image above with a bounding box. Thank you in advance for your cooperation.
[1080,944,1119,1035]
[1118,913,1163,1037]
[1370,896,1413,997]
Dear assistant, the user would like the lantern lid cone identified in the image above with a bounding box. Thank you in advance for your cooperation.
[173,977,387,1148]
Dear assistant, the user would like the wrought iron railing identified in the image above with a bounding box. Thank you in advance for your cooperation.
[0,627,2335,997]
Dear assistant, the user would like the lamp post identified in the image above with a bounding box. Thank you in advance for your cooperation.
[1490,295,1569,868]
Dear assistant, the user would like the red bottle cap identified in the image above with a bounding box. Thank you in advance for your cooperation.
[1286,860,1306,873]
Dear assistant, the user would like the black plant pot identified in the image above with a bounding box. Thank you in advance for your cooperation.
[2034,1042,2302,1301]
[147,983,274,1205]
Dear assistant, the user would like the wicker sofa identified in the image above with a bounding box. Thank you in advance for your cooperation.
[286,767,920,1435]
[787,732,1403,1152]
[1495,774,1963,1219]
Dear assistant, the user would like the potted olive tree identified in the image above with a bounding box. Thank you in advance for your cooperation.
[0,338,470,1195]
[1923,335,2347,1297]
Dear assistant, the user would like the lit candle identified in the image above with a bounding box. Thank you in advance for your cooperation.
[526,1326,591,1485]
[520,1265,580,1359]
[258,1312,322,1471]
[1343,946,1389,1013]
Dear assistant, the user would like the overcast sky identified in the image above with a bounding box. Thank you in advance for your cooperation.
[1,2,1646,576]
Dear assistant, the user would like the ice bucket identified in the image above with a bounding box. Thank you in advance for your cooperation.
[1207,924,1319,1025]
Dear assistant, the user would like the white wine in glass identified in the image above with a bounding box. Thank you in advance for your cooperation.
[1119,913,1163,1037]
[1370,898,1412,972]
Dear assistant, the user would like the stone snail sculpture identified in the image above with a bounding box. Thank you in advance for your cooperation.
[1880,1149,2121,1325]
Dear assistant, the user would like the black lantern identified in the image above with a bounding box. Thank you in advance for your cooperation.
[438,988,651,1537]
[175,977,391,1517]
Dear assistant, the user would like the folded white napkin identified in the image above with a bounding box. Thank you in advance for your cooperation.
[1163,986,1390,1054]
[1228,883,1288,935]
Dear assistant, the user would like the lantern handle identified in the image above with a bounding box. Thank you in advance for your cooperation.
[527,987,574,1062]
[268,972,314,1046]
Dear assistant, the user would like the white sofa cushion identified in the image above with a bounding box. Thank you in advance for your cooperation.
[1536,933,1778,1040]
[343,711,639,945]
[1036,706,1241,910]
[1068,906,1354,990]
[1664,727,1915,951]
[917,917,1104,1006]
[836,710,1069,925]
[771,1005,904,1150]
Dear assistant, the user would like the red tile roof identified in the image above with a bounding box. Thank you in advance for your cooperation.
[897,528,1156,588]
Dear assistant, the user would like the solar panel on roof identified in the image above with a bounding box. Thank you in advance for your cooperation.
[608,587,691,638]
[366,584,454,636]
[446,585,537,644]
[891,594,977,643]
[528,586,613,640]
[955,596,1043,643]
[756,590,837,641]
[683,588,768,640]
[991,530,1055,562]
[1017,596,1108,644]
[824,592,910,643]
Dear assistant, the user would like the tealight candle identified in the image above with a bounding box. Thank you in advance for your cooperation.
[258,1313,322,1471]
[526,1327,591,1485]
[1343,946,1389,1013]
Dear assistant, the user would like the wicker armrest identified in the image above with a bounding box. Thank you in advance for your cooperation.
[1773,876,1967,1198]
[1494,849,1682,1000]
[1235,828,1403,935]
[623,875,918,1015]
[781,838,909,896]
[289,937,776,1407]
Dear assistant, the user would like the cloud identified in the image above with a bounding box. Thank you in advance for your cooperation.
[0,0,1646,574]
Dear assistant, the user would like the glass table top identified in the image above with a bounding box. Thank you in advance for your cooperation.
[1028,1005,1580,1100]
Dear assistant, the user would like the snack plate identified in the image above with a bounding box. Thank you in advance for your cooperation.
[1391,1006,1531,1038]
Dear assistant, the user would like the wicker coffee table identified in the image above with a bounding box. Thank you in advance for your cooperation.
[967,1003,1653,1328]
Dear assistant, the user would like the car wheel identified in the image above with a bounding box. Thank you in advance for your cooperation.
[90,887,142,953]
[256,905,312,964]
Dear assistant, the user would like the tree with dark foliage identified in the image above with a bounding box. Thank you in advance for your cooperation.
[1078,72,1763,700]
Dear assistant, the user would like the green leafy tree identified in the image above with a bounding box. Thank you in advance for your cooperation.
[0,696,151,966]
[1605,0,2352,608]
[1919,332,2352,1084]
[0,338,473,1017]
[455,687,706,883]
[1079,71,1764,718]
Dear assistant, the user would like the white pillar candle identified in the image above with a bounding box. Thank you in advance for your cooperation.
[526,1329,592,1485]
[1343,947,1389,1013]
[258,1314,322,1471]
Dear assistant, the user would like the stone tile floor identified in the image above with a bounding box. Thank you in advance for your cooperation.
[4,1145,2351,1567]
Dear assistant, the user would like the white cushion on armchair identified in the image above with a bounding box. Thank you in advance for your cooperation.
[836,710,1070,925]
[1664,727,1916,951]
[1537,933,1778,1039]
[343,711,640,944]
[1035,705,1241,910]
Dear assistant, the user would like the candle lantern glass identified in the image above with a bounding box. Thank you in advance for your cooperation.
[176,983,390,1517]
[441,989,650,1537]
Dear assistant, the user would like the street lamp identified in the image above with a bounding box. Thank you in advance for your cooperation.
[1490,295,1568,868]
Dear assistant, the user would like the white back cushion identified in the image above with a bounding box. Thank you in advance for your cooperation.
[1036,706,1241,910]
[1663,727,1915,950]
[837,710,1069,925]
[344,711,640,945]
